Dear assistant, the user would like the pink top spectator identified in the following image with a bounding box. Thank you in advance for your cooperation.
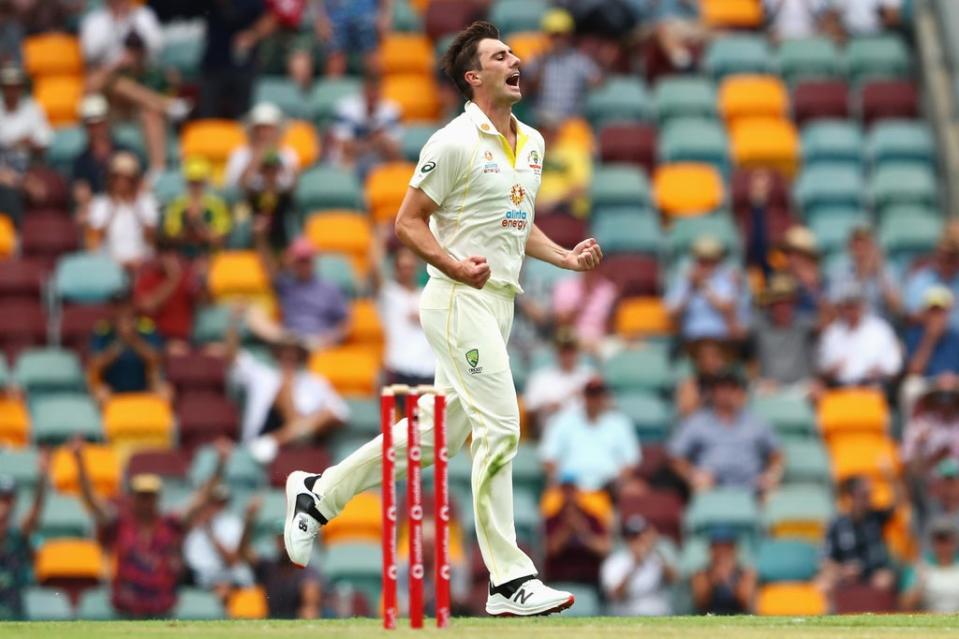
[552,272,617,347]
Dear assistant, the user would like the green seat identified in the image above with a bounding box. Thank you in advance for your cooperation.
[880,213,943,263]
[777,37,843,84]
[749,393,816,438]
[679,534,753,577]
[0,354,7,387]
[323,541,382,607]
[615,391,673,442]
[190,444,264,490]
[159,36,203,79]
[794,164,864,217]
[76,587,118,620]
[30,393,101,444]
[551,582,601,617]
[845,35,911,83]
[296,165,363,212]
[173,588,225,620]
[448,447,473,495]
[867,120,935,168]
[0,448,39,488]
[14,348,85,395]
[800,120,863,167]
[762,484,834,535]
[590,164,651,209]
[782,440,832,486]
[659,118,730,173]
[654,75,717,123]
[704,35,773,79]
[603,345,675,394]
[54,253,127,303]
[401,124,439,162]
[253,76,313,121]
[585,76,652,128]
[684,487,759,538]
[489,0,548,36]
[810,213,870,254]
[309,77,362,126]
[152,169,186,206]
[315,253,359,298]
[666,214,740,260]
[112,123,148,162]
[23,587,72,621]
[512,486,541,546]
[48,127,86,174]
[392,0,422,32]
[513,442,545,498]
[521,257,570,292]
[870,163,938,212]
[756,539,819,583]
[192,304,241,344]
[250,489,286,539]
[37,494,93,540]
[346,397,381,437]
[592,211,662,255]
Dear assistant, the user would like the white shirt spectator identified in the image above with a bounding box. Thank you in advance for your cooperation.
[524,363,594,415]
[183,510,255,588]
[818,313,902,385]
[0,96,52,150]
[80,4,163,67]
[330,93,402,161]
[223,145,299,191]
[764,0,827,40]
[831,0,901,35]
[600,548,673,616]
[230,350,350,442]
[88,192,159,265]
[379,280,435,379]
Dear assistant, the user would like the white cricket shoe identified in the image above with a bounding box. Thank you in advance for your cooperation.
[485,578,575,616]
[284,471,325,567]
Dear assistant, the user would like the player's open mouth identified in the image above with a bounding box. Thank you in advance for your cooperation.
[506,72,520,88]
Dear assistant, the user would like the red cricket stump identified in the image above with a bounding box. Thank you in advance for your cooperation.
[434,393,451,628]
[381,389,398,630]
[406,389,424,629]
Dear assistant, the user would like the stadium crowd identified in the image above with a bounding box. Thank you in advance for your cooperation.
[2,0,958,622]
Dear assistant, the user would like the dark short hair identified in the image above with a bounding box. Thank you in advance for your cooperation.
[440,21,500,100]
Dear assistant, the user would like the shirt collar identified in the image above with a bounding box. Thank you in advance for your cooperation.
[464,101,528,168]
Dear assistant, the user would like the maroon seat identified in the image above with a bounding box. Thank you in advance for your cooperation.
[617,489,684,543]
[21,211,80,265]
[534,214,588,252]
[730,169,790,216]
[59,303,111,358]
[793,81,850,124]
[268,446,332,488]
[176,391,239,449]
[425,0,484,41]
[861,80,919,125]
[165,350,227,393]
[0,299,46,361]
[635,444,668,482]
[597,254,660,297]
[598,123,657,175]
[833,584,897,614]
[0,258,47,304]
[126,449,192,481]
[23,167,69,210]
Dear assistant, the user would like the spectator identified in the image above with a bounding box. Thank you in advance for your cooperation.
[0,2,22,66]
[903,226,959,328]
[600,515,676,616]
[780,225,828,322]
[818,475,899,594]
[552,268,617,354]
[821,0,902,40]
[248,235,350,349]
[0,461,47,621]
[225,102,299,193]
[828,226,901,321]
[763,0,827,41]
[926,459,959,534]
[87,292,168,404]
[901,286,959,413]
[0,64,51,224]
[669,368,783,493]
[225,309,349,458]
[647,0,707,81]
[72,94,127,221]
[543,478,612,585]
[524,329,595,433]
[676,338,735,419]
[245,521,323,618]
[751,274,818,393]
[540,377,641,492]
[901,516,959,613]
[183,485,257,601]
[314,0,388,77]
[666,236,751,344]
[902,389,959,485]
[162,156,232,260]
[132,238,202,354]
[72,438,231,618]
[742,169,776,277]
[86,151,160,268]
[691,527,756,615]
[330,69,402,180]
[817,281,902,388]
[535,119,592,218]
[80,0,162,69]
[526,9,602,125]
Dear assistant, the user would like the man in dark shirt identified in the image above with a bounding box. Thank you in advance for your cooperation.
[0,463,47,620]
[71,94,129,220]
[248,525,322,618]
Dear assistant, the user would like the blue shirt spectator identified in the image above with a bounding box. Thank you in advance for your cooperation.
[903,231,959,327]
[827,226,901,321]
[905,285,959,378]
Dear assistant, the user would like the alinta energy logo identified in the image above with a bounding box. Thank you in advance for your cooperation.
[502,184,528,231]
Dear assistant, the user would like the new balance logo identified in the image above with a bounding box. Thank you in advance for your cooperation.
[513,589,533,604]
[298,519,308,532]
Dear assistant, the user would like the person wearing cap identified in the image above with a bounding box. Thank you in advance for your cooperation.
[751,273,818,393]
[224,102,299,192]
[600,514,676,616]
[669,367,783,493]
[901,285,959,415]
[902,387,959,485]
[817,279,902,387]
[523,328,596,433]
[676,338,737,419]
[132,236,202,354]
[780,225,830,321]
[0,456,48,621]
[71,94,129,213]
[666,234,752,343]
[828,225,901,319]
[525,8,602,124]
[162,156,232,259]
[331,68,402,180]
[903,222,959,329]
[901,515,959,613]
[0,63,52,173]
[85,150,160,268]
[245,148,297,253]
[691,526,756,615]
[542,474,613,586]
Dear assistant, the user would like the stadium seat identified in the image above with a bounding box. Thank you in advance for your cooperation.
[179,120,246,176]
[35,538,104,585]
[618,489,683,543]
[159,34,203,79]
[165,350,227,393]
[366,162,416,223]
[322,491,382,546]
[585,76,651,128]
[867,120,935,168]
[800,120,864,167]
[383,74,440,122]
[654,75,718,123]
[282,120,321,169]
[614,297,673,340]
[76,587,117,620]
[845,35,911,83]
[763,484,834,541]
[309,77,361,126]
[34,75,84,127]
[870,163,938,212]
[792,80,850,124]
[536,214,588,251]
[684,487,759,538]
[810,214,870,254]
[592,210,662,254]
[207,251,270,299]
[347,299,384,348]
[818,388,889,439]
[102,393,174,449]
[323,541,382,606]
[316,253,361,298]
[177,392,240,450]
[861,80,919,125]
[658,119,729,173]
[51,444,120,497]
[755,583,827,616]
[48,126,86,173]
[380,33,434,75]
[489,0,549,36]
[0,299,46,362]
[58,302,111,356]
[304,211,372,271]
[424,0,483,41]
[777,37,842,84]
[30,393,101,444]
[173,588,226,620]
[14,348,85,395]
[227,586,268,619]
[828,434,900,486]
[879,212,942,266]
[252,76,312,120]
[191,444,264,490]
[603,345,675,394]
[309,345,380,396]
[833,583,898,614]
[783,440,832,486]
[589,164,651,209]
[23,33,83,78]
[126,449,192,484]
[401,124,440,162]
[756,539,819,583]
[296,166,363,212]
[23,587,72,621]
[701,0,762,28]
[0,353,7,386]
[506,31,550,64]
[0,396,29,447]
[749,393,816,438]
[793,163,864,217]
[0,447,39,487]
[37,493,93,540]
[729,118,800,177]
[268,446,333,489]
[344,398,381,438]
[0,214,14,258]
[598,123,656,175]
[596,254,661,297]
[704,35,773,79]
[719,75,789,124]
[20,212,79,270]
[615,391,674,442]
[191,304,236,344]
[54,252,127,303]
[0,258,46,304]
[666,214,741,259]
[654,163,725,217]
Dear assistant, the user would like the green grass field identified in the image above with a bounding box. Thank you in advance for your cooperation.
[3,616,959,639]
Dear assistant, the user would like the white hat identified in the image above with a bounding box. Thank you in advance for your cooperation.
[248,102,283,127]
[78,94,109,122]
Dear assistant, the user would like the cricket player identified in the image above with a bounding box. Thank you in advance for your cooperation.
[283,21,604,616]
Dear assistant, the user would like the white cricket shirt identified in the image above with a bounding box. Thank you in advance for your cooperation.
[408,101,545,296]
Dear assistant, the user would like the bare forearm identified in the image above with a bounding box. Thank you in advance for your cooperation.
[395,214,459,279]
[525,224,569,267]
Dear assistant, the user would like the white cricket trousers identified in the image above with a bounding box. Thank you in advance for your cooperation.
[312,277,537,586]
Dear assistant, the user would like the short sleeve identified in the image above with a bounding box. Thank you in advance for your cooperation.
[408,131,467,207]
[87,197,110,230]
[600,552,631,595]
[230,350,267,389]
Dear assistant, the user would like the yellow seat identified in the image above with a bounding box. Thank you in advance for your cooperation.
[654,163,725,217]
[768,520,826,543]
[507,31,550,64]
[322,491,382,546]
[282,120,320,168]
[180,120,246,183]
[23,34,83,78]
[34,75,84,128]
[366,162,416,223]
[557,117,595,153]
[380,33,435,76]
[719,75,789,124]
[51,444,121,497]
[304,212,371,275]
[208,251,270,299]
[540,487,614,525]
[702,0,763,28]
[0,214,15,258]
[0,397,30,447]
[828,433,900,484]
[102,392,174,448]
[615,297,673,339]
[730,117,800,178]
[35,538,105,582]
[756,583,827,616]
[383,74,440,122]
[818,388,889,440]
[309,345,381,396]
[347,299,385,348]
[227,587,268,619]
